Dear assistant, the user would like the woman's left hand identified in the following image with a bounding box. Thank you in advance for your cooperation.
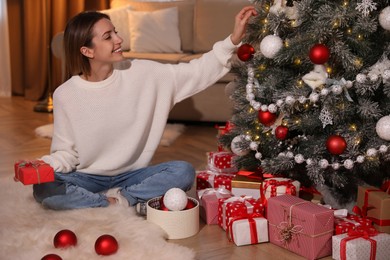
[230,6,258,45]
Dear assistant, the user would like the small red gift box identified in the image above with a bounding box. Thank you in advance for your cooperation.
[14,160,54,185]
[197,187,233,225]
[334,214,373,235]
[262,177,300,199]
[196,170,235,191]
[267,194,334,260]
[218,196,265,230]
[227,214,269,246]
[207,151,237,173]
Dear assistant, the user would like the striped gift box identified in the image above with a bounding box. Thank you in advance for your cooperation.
[267,194,334,260]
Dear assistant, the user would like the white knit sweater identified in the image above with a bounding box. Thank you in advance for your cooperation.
[41,36,237,176]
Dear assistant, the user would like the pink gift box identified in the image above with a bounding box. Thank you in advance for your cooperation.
[267,194,334,260]
[218,196,265,230]
[196,170,235,191]
[207,151,237,173]
[197,188,233,225]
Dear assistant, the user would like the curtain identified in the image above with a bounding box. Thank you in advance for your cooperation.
[0,0,11,97]
[7,0,110,101]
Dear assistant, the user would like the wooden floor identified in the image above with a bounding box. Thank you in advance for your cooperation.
[0,96,331,260]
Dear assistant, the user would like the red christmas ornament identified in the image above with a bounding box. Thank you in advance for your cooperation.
[258,110,277,126]
[237,43,255,61]
[309,44,330,64]
[95,234,119,256]
[326,135,347,155]
[41,254,62,260]
[184,199,196,210]
[275,125,289,140]
[53,229,77,249]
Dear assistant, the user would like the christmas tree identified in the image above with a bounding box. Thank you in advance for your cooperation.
[219,0,390,209]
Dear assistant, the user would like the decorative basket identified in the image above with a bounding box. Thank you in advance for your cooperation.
[146,196,199,239]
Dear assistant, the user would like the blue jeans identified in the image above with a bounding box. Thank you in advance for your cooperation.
[33,161,195,210]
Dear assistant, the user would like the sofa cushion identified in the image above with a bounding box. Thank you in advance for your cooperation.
[100,6,131,51]
[128,7,182,53]
[193,0,249,53]
[111,0,194,52]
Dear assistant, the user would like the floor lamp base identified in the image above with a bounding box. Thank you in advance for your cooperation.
[34,94,53,113]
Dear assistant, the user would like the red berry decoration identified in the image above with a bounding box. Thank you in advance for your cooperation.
[258,110,277,126]
[309,44,330,64]
[53,229,77,249]
[41,254,62,260]
[275,125,289,140]
[237,43,255,61]
[95,234,119,256]
[326,135,347,155]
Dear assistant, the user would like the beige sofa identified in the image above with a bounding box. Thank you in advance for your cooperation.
[106,0,249,122]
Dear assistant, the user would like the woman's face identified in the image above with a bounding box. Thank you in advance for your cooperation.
[82,18,124,65]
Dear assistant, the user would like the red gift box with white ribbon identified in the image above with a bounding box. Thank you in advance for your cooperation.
[207,151,237,173]
[217,196,265,231]
[196,170,235,191]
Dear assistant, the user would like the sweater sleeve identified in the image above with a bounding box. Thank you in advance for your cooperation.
[40,90,80,173]
[170,35,237,104]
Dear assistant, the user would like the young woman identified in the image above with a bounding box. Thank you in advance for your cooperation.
[33,6,257,212]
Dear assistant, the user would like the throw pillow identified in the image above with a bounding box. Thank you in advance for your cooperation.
[127,7,182,53]
[100,6,131,51]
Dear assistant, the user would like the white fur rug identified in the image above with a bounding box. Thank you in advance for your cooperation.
[35,123,186,147]
[0,176,195,260]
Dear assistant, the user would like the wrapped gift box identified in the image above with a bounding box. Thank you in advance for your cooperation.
[268,194,334,260]
[207,151,237,173]
[356,186,390,233]
[262,177,300,199]
[334,214,373,235]
[197,187,233,225]
[332,227,390,260]
[231,174,263,199]
[14,160,54,185]
[228,215,269,246]
[218,196,264,230]
[196,170,235,191]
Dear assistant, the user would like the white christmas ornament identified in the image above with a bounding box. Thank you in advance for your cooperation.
[163,188,188,211]
[376,116,390,140]
[379,6,390,31]
[231,135,249,156]
[260,35,283,59]
[302,65,328,90]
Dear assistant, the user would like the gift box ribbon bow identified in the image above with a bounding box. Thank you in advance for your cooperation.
[227,213,263,244]
[264,179,297,197]
[17,160,46,184]
[340,227,379,260]
[352,188,390,228]
[198,186,232,199]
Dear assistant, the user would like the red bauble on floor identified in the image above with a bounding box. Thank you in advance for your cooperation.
[41,254,62,260]
[53,229,77,249]
[95,234,119,256]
